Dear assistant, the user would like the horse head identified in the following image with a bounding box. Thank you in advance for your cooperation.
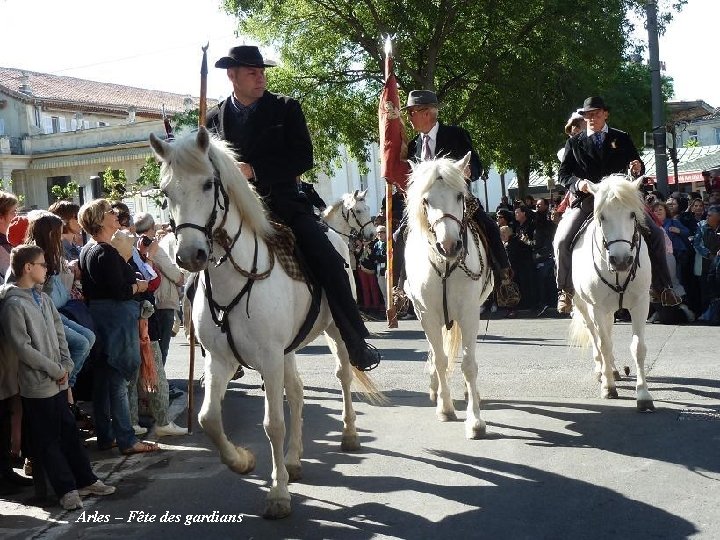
[588,175,645,272]
[406,153,471,260]
[343,189,376,241]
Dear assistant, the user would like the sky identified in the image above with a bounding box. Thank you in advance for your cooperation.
[1,0,718,107]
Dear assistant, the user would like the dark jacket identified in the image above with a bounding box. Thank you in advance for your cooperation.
[408,123,483,181]
[559,127,644,194]
[206,91,314,209]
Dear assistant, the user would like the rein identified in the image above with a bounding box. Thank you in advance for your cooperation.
[591,218,642,311]
[326,203,373,244]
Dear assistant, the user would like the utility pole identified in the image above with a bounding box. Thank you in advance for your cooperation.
[647,0,669,194]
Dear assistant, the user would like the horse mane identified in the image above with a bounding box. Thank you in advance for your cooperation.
[165,132,274,240]
[405,158,468,236]
[592,174,647,223]
[321,197,346,221]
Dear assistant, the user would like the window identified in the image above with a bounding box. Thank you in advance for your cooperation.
[51,117,60,133]
[688,129,698,143]
[0,118,4,136]
[715,128,720,145]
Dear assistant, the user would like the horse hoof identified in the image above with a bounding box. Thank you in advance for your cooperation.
[263,498,291,520]
[226,446,256,474]
[466,424,486,440]
[286,463,303,482]
[613,370,621,381]
[637,400,655,412]
[429,391,437,404]
[602,388,619,399]
[340,435,361,452]
[437,411,457,422]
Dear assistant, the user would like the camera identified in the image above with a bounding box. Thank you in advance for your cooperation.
[141,236,153,247]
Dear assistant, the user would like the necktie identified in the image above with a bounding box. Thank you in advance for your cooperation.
[422,134,432,161]
[593,132,603,148]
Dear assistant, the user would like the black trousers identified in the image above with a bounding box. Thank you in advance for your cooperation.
[282,207,369,347]
[393,203,509,281]
[22,390,96,498]
[0,397,13,474]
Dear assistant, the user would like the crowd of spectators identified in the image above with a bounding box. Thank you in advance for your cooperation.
[0,191,189,509]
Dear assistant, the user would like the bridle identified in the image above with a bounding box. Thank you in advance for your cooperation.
[591,213,642,310]
[327,201,374,243]
[421,192,491,329]
[166,158,275,370]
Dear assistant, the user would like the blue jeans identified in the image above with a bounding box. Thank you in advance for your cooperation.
[60,314,96,387]
[92,362,136,452]
[155,309,175,366]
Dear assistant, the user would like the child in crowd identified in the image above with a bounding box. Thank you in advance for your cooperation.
[0,244,115,510]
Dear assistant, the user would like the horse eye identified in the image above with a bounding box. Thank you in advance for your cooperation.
[630,212,636,219]
[599,214,605,221]
[457,194,463,202]
[161,199,168,210]
[203,180,213,191]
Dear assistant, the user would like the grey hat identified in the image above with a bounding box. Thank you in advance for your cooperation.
[707,205,720,216]
[403,90,439,110]
[133,212,155,234]
[215,46,277,69]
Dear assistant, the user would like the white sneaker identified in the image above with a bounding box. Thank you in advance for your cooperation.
[78,480,116,497]
[154,421,188,437]
[60,490,83,510]
[133,425,148,435]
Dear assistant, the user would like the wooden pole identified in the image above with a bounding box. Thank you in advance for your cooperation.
[187,43,209,433]
[383,38,398,328]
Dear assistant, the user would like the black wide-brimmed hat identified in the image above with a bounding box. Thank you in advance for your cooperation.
[578,96,608,113]
[215,46,277,69]
[402,90,439,110]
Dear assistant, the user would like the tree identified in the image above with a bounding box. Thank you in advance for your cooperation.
[50,181,80,202]
[223,0,683,195]
[101,167,128,202]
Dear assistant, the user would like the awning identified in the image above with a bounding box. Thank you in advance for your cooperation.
[29,147,152,170]
[643,144,720,185]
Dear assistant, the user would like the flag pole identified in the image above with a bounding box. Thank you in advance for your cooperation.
[187,42,209,434]
[383,37,398,328]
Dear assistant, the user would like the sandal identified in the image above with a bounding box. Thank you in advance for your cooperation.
[121,441,160,455]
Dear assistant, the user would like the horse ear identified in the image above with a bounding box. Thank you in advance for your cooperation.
[456,152,472,172]
[197,126,210,153]
[149,133,169,162]
[353,189,359,198]
[359,188,368,200]
[631,176,644,191]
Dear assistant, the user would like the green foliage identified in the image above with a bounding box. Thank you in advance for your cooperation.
[222,0,685,196]
[50,181,79,201]
[101,167,128,202]
[136,157,164,206]
[2,178,25,205]
[684,138,700,148]
[172,109,200,132]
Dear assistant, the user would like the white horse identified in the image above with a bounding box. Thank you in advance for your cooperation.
[322,189,377,269]
[565,175,654,411]
[404,153,494,439]
[149,128,379,519]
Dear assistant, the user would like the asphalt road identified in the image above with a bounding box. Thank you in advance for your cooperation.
[2,316,718,539]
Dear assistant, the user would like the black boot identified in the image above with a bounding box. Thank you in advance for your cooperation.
[2,468,33,487]
[347,341,382,371]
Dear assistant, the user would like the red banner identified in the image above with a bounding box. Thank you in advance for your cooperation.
[378,59,410,190]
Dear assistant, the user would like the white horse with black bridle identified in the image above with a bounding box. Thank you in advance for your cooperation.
[322,189,377,268]
[404,153,494,439]
[565,175,654,411]
[149,128,379,519]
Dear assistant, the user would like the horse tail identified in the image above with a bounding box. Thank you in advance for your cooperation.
[442,321,462,375]
[351,369,389,406]
[568,310,592,349]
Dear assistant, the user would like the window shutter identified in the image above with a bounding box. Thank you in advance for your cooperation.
[42,115,53,134]
[70,118,77,130]
[59,117,67,132]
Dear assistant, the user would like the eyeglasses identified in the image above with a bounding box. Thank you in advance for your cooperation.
[408,108,428,117]
[30,262,47,268]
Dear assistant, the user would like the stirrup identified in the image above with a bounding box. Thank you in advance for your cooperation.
[660,288,682,307]
[348,342,381,372]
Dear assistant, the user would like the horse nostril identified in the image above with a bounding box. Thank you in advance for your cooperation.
[609,255,617,266]
[626,255,634,266]
[456,240,463,251]
[435,242,445,255]
[196,249,208,264]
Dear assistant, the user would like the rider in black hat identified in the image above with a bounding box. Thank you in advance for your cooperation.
[206,45,380,371]
[555,96,682,313]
